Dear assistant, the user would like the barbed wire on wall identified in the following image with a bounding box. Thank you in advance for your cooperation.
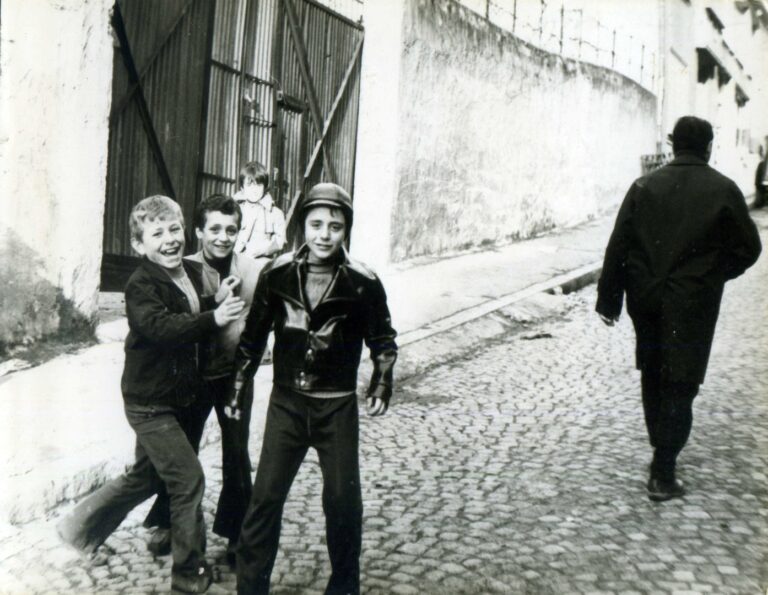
[457,0,657,91]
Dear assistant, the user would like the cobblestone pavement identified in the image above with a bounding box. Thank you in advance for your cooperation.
[2,212,767,594]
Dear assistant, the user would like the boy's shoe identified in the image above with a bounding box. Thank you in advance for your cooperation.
[147,527,172,556]
[171,563,213,594]
[55,519,109,567]
[647,477,685,502]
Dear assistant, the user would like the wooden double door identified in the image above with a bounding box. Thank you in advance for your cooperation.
[102,0,364,290]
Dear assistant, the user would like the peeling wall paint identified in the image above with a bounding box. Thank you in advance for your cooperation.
[0,0,114,349]
[390,0,657,262]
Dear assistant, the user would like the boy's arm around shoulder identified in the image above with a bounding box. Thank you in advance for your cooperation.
[125,280,218,346]
[362,270,398,410]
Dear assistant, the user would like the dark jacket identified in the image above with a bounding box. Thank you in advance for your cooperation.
[233,245,398,403]
[121,259,218,406]
[597,153,761,383]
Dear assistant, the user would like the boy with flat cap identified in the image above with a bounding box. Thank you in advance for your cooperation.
[225,182,398,594]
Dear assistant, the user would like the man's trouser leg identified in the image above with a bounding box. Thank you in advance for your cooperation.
[211,377,254,541]
[59,404,207,577]
[237,387,308,595]
[647,379,699,482]
[311,394,362,595]
[641,367,662,449]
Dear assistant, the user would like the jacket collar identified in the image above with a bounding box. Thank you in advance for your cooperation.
[138,258,204,293]
[272,245,358,310]
[187,250,239,277]
[668,152,709,167]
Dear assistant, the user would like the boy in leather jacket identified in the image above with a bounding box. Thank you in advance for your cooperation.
[225,183,398,595]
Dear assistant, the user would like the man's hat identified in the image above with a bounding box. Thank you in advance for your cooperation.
[301,183,353,226]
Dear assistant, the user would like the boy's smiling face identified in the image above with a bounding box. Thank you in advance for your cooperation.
[196,210,239,261]
[131,216,186,270]
[304,206,346,263]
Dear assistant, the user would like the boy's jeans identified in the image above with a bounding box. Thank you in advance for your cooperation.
[144,377,254,541]
[236,386,362,595]
[57,402,206,577]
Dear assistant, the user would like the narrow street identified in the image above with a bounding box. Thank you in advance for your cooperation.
[3,212,767,594]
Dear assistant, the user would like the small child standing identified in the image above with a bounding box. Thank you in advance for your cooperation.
[233,161,286,264]
[56,195,244,594]
[224,183,398,595]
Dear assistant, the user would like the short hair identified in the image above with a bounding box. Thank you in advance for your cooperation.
[129,195,184,242]
[238,160,269,191]
[194,194,242,230]
[672,116,714,157]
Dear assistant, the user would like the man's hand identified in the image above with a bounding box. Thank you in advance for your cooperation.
[214,294,245,327]
[598,313,617,327]
[367,396,387,417]
[215,276,241,303]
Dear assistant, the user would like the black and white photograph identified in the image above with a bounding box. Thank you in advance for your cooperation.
[0,0,766,593]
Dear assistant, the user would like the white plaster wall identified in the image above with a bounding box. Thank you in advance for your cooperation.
[350,0,406,272]
[0,0,114,346]
[390,0,656,262]
[659,0,768,195]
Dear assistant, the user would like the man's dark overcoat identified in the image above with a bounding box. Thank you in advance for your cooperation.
[597,153,761,384]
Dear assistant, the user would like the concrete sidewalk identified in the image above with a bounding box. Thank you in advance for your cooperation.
[0,215,614,525]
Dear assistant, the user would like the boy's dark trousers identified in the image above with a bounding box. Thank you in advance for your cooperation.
[57,402,206,578]
[641,366,699,481]
[236,386,362,595]
[144,377,254,541]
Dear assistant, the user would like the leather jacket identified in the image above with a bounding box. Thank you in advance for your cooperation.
[231,245,398,407]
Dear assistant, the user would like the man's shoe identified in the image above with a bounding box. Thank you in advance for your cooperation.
[147,527,172,556]
[171,563,213,594]
[647,477,685,502]
[226,539,237,567]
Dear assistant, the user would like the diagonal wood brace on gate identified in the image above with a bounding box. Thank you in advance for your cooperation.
[281,0,364,229]
[283,0,339,183]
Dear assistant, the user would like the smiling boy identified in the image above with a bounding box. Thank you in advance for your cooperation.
[143,194,264,564]
[225,183,398,594]
[56,195,244,594]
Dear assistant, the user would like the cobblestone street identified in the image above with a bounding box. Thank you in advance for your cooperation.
[2,213,767,594]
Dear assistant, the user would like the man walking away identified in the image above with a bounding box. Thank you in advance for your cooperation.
[596,115,761,502]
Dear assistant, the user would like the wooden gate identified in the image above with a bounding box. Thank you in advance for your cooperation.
[102,0,364,290]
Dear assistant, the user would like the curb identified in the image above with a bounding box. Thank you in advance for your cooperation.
[357,261,604,388]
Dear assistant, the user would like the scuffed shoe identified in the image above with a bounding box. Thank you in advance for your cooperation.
[647,477,685,502]
[171,563,213,594]
[147,527,171,556]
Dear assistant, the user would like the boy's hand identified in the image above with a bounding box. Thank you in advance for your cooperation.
[224,404,241,420]
[598,313,617,327]
[367,396,387,417]
[215,276,241,303]
[224,380,244,420]
[214,294,245,327]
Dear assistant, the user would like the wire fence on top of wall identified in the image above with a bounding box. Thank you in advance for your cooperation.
[457,0,658,92]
